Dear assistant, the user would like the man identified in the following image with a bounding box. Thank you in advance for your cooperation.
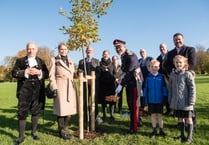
[12,42,49,145]
[78,46,102,126]
[138,48,153,126]
[156,43,170,115]
[164,32,197,133]
[165,33,196,75]
[114,39,139,134]
[157,43,168,78]
[139,49,153,87]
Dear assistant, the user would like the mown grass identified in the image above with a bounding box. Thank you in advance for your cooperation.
[0,75,209,145]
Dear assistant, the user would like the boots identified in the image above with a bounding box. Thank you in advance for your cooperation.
[186,124,193,144]
[57,116,71,140]
[176,122,186,142]
[14,120,26,145]
[110,104,115,120]
[31,115,40,140]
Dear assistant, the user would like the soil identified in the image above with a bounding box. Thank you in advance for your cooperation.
[72,128,105,140]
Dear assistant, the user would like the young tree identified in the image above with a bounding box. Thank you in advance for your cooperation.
[59,0,112,136]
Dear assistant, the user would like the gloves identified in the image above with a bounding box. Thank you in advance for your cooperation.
[115,84,123,94]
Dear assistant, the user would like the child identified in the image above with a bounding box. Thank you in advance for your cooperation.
[143,60,168,138]
[168,55,196,144]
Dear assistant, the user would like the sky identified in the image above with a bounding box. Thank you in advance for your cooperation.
[1,0,209,65]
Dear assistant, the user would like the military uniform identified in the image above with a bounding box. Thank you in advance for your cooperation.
[120,50,140,133]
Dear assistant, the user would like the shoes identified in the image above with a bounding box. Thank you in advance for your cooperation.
[174,135,187,142]
[110,116,115,120]
[159,130,166,137]
[96,117,103,124]
[186,138,193,144]
[125,129,135,135]
[138,118,143,127]
[14,138,24,145]
[60,130,71,140]
[150,131,157,138]
[32,135,40,140]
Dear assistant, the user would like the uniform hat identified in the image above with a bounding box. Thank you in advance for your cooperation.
[113,39,126,46]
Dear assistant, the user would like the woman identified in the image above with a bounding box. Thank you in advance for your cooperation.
[49,42,77,140]
[99,50,116,120]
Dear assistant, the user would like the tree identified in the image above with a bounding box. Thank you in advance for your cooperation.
[195,45,209,74]
[2,47,54,81]
[59,0,112,135]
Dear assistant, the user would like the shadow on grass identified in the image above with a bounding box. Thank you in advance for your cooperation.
[0,104,79,139]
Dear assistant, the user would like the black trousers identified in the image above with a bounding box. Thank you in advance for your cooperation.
[17,80,42,120]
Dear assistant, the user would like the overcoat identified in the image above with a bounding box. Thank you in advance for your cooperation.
[49,55,77,116]
[168,70,196,111]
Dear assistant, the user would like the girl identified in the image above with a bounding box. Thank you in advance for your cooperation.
[168,55,196,143]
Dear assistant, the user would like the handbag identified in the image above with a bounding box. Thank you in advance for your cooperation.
[45,83,55,99]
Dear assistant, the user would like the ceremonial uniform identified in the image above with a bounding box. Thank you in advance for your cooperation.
[12,56,49,119]
[114,39,140,133]
[120,50,140,132]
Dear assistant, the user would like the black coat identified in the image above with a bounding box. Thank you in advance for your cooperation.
[12,56,49,108]
[164,45,196,76]
[99,58,115,103]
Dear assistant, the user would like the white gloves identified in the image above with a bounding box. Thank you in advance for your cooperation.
[115,84,123,94]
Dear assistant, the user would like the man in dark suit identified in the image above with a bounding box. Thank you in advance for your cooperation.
[78,46,102,126]
[12,42,49,145]
[138,49,153,126]
[156,43,170,115]
[164,33,196,76]
[164,33,197,134]
[114,39,140,134]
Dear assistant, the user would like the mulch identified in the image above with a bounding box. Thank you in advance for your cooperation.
[72,129,106,140]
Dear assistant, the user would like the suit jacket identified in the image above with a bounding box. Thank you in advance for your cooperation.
[164,45,196,76]
[78,57,100,75]
[12,56,49,106]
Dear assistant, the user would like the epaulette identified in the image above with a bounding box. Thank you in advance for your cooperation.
[127,51,133,55]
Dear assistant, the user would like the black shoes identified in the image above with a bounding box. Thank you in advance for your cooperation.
[125,129,136,135]
[150,131,157,138]
[60,130,71,140]
[14,139,24,145]
[32,135,40,140]
[159,130,166,137]
[138,118,143,127]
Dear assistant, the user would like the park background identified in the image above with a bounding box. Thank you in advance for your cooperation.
[0,75,209,144]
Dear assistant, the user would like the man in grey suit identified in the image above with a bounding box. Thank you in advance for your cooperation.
[78,46,102,126]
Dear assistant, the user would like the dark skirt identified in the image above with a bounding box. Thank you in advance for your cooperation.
[174,110,193,118]
[148,104,163,114]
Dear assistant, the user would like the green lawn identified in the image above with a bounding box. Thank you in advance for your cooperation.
[0,75,209,145]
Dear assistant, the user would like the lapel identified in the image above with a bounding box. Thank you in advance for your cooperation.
[56,56,72,74]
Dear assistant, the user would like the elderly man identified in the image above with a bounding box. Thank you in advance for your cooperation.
[78,46,102,125]
[114,39,140,134]
[12,42,49,145]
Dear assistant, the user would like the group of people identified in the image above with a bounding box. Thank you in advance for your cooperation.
[12,32,196,144]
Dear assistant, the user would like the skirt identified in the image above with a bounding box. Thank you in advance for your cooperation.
[174,110,193,118]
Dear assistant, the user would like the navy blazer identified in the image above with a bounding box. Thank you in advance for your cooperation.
[164,45,196,75]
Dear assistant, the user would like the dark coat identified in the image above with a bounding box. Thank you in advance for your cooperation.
[121,50,140,87]
[99,58,115,103]
[12,56,49,108]
[164,45,196,76]
[78,57,100,100]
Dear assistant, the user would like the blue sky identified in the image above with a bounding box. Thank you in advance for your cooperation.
[1,0,209,65]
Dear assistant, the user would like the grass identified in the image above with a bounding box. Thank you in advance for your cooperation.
[0,75,209,145]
